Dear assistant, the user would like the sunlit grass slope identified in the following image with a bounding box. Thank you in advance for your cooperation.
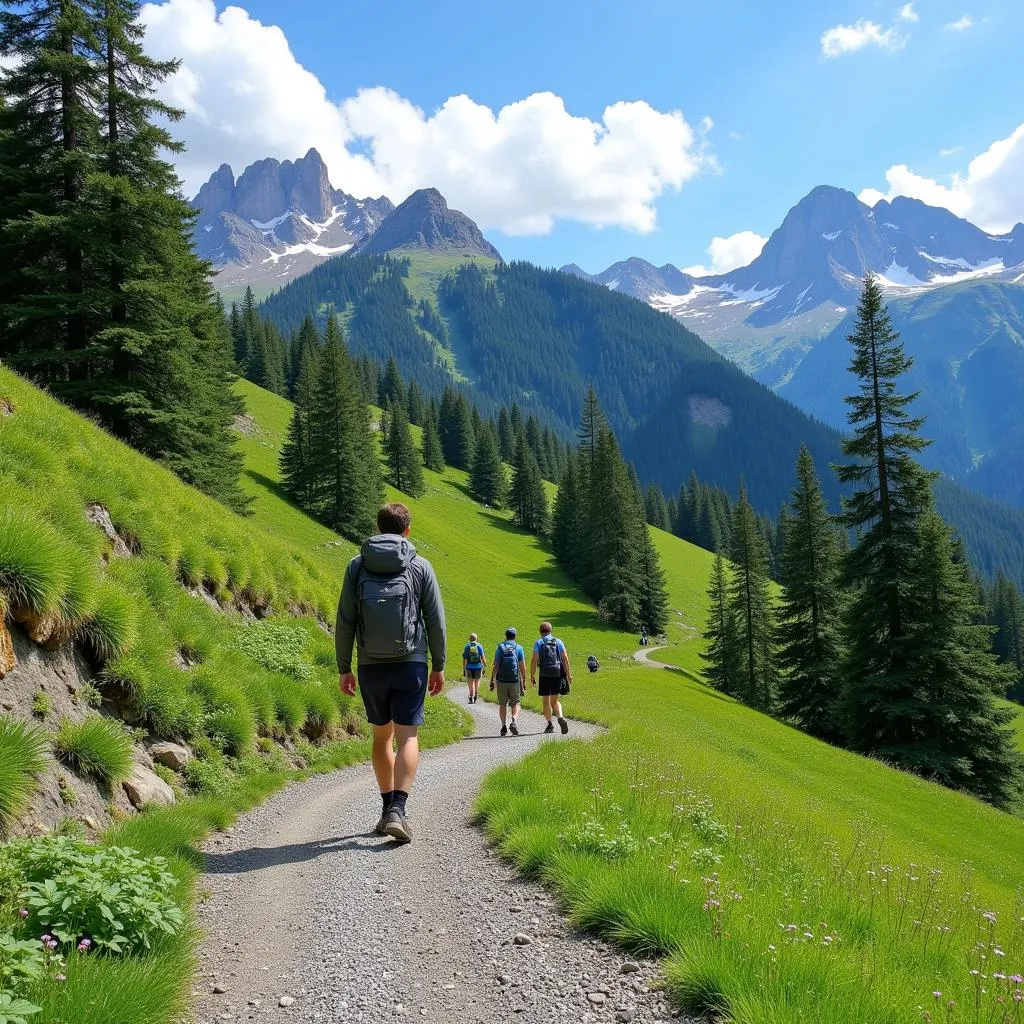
[240,378,1024,1024]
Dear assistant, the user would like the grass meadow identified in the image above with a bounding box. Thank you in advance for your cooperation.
[239,378,1024,1023]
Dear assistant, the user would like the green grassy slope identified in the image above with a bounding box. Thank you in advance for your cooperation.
[238,378,1024,1024]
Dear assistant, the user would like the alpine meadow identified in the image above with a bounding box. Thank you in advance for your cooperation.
[2,2,1024,1024]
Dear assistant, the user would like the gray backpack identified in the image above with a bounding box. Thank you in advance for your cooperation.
[354,557,420,658]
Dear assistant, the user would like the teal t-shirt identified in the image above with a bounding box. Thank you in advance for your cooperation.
[463,641,485,669]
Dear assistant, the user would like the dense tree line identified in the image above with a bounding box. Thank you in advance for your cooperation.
[552,389,668,631]
[702,276,1023,808]
[0,0,245,509]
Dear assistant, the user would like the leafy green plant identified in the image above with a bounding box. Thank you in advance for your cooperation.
[56,778,76,807]
[232,621,312,680]
[52,716,133,786]
[0,717,48,835]
[181,756,233,796]
[7,836,184,953]
[29,694,49,720]
[78,683,103,709]
[0,991,42,1024]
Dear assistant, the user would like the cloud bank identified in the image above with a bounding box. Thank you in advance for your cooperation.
[859,122,1024,233]
[683,230,768,276]
[820,19,904,57]
[140,0,712,235]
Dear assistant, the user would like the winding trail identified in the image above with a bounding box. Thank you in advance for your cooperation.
[191,694,688,1024]
[632,645,677,670]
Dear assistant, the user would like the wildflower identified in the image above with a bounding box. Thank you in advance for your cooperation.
[704,899,721,911]
[994,973,1007,981]
[1013,992,1023,1003]
[77,938,92,952]
[55,973,66,983]
[768,944,776,952]
[983,911,997,924]
[803,931,814,940]
[933,992,942,1000]
[1010,975,1023,984]
[40,934,52,943]
[970,970,981,977]
[784,923,798,933]
[994,948,1005,957]
[18,908,28,919]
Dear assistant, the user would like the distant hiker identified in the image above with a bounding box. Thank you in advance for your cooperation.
[530,621,572,735]
[587,655,600,673]
[640,625,649,647]
[490,627,526,737]
[337,502,446,844]
[462,633,487,704]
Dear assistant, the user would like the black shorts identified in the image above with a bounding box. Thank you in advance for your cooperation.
[537,674,563,697]
[358,662,428,727]
[466,667,483,680]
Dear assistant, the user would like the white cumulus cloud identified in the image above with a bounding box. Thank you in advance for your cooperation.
[683,230,768,277]
[897,3,919,22]
[820,19,904,57]
[946,14,973,30]
[139,0,712,235]
[858,122,1024,232]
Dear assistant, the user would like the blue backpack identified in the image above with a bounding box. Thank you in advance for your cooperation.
[496,641,519,683]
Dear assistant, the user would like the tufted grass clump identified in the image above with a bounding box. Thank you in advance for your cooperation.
[81,580,139,662]
[52,715,135,786]
[0,715,48,834]
[0,508,71,616]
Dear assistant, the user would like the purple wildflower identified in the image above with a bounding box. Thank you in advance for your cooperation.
[18,908,28,919]
[77,938,92,952]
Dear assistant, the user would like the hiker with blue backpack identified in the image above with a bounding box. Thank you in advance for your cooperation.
[462,633,487,704]
[489,627,526,736]
[531,621,572,735]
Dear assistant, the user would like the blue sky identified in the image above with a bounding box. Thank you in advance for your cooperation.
[144,0,1024,274]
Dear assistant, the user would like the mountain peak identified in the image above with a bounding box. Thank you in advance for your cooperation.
[352,187,501,259]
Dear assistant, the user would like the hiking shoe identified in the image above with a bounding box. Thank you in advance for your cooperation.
[500,725,508,737]
[509,720,519,736]
[558,717,569,734]
[543,722,555,734]
[374,813,388,836]
[383,808,412,843]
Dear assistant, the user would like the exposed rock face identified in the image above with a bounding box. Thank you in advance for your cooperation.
[84,503,132,558]
[353,187,501,259]
[123,765,176,809]
[150,741,193,771]
[190,148,395,292]
[0,619,16,678]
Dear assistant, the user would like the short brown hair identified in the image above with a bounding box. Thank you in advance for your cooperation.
[378,502,411,535]
[539,621,552,635]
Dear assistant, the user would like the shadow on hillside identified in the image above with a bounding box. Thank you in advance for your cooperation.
[245,469,295,506]
[203,832,398,873]
[511,564,584,603]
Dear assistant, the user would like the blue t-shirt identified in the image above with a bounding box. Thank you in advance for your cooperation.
[463,641,485,668]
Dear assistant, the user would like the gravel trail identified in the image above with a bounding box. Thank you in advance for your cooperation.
[191,693,688,1024]
[632,646,675,669]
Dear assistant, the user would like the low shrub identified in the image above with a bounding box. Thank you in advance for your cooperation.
[0,716,48,835]
[29,695,49,721]
[181,756,233,796]
[5,836,184,953]
[80,582,138,663]
[52,716,134,786]
[232,620,312,680]
[0,510,69,616]
[0,932,63,1021]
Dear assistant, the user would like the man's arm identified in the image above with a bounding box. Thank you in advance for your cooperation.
[560,644,573,683]
[336,560,359,695]
[530,648,538,685]
[418,560,447,695]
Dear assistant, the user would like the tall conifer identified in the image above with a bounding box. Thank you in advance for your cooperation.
[702,552,741,695]
[386,400,425,497]
[469,425,506,507]
[421,408,445,474]
[510,433,549,535]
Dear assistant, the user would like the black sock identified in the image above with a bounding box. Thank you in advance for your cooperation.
[391,790,409,814]
[381,790,394,812]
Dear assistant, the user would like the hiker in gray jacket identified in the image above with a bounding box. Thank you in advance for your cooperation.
[337,502,447,843]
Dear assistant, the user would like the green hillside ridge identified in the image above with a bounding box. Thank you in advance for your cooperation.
[236,379,1024,1024]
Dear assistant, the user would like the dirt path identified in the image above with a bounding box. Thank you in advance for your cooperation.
[191,694,688,1024]
[632,645,677,669]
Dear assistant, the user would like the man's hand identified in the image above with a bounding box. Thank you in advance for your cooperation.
[339,672,357,696]
[489,680,495,691]
[530,676,536,688]
[428,670,445,697]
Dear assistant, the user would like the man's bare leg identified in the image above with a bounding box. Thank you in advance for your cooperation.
[371,723,395,794]
[393,724,420,794]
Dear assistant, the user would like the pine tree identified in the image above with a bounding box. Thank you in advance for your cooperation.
[238,287,259,370]
[551,453,583,576]
[637,520,669,633]
[497,407,515,463]
[577,385,607,482]
[702,552,741,695]
[379,355,406,410]
[895,513,1022,806]
[728,485,776,711]
[386,399,425,497]
[469,425,506,507]
[280,339,319,506]
[289,314,320,394]
[306,318,382,540]
[510,433,549,535]
[989,575,1024,701]
[644,484,671,531]
[421,407,445,473]
[837,275,937,751]
[406,379,425,426]
[453,394,475,470]
[0,0,247,509]
[776,447,844,740]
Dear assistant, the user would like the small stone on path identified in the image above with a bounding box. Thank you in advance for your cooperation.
[513,933,533,945]
[588,992,608,1005]
[620,961,641,974]
[212,984,227,994]
[278,995,295,1007]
